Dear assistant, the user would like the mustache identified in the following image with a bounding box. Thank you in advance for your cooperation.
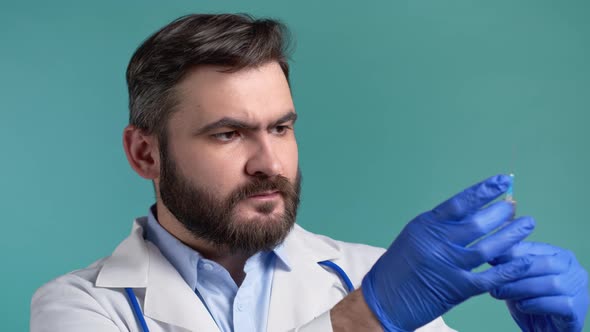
[228,175,296,206]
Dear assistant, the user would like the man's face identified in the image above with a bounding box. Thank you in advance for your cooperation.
[157,61,300,254]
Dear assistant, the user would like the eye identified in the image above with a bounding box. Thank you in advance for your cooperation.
[211,131,240,142]
[272,125,292,135]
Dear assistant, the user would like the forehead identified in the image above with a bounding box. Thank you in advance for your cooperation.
[172,61,294,125]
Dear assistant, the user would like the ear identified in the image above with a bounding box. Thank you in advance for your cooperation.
[123,125,160,180]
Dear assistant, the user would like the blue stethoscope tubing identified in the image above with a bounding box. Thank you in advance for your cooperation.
[125,288,150,332]
[317,260,354,293]
[125,260,353,332]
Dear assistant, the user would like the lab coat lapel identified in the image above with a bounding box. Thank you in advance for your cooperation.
[267,225,343,331]
[96,219,220,332]
[143,242,219,332]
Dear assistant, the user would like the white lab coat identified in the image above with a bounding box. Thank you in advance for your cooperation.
[31,218,455,332]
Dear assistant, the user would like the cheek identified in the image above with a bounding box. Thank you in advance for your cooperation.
[202,161,243,196]
[280,139,299,179]
[174,148,241,197]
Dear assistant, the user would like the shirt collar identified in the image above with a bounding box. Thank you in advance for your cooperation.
[143,204,292,288]
[144,205,202,290]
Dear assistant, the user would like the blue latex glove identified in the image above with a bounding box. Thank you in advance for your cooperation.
[490,242,589,331]
[362,174,536,331]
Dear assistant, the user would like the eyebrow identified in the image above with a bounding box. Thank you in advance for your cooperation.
[195,111,298,135]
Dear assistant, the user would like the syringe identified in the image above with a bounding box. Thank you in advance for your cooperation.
[505,173,515,202]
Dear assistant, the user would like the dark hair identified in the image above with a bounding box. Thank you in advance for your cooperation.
[126,13,292,138]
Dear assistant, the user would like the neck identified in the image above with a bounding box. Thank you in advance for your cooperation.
[154,201,251,285]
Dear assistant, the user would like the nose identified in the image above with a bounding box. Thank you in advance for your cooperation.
[245,136,283,178]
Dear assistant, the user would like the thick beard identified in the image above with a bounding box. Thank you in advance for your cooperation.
[158,138,301,255]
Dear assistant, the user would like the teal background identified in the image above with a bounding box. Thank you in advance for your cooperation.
[2,0,589,330]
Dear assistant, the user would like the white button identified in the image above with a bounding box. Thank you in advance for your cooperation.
[202,263,213,271]
[237,302,244,311]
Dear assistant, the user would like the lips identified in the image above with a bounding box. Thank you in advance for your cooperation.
[249,190,279,198]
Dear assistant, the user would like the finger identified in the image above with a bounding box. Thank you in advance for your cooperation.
[491,274,573,300]
[445,200,516,246]
[516,295,578,317]
[470,256,532,294]
[490,241,563,265]
[456,216,534,269]
[518,251,573,277]
[430,174,512,222]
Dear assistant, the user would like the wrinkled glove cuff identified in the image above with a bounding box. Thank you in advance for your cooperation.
[361,274,410,332]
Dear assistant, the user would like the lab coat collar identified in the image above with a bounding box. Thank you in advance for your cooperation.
[95,220,149,288]
[95,219,342,331]
[271,241,292,272]
[267,225,343,331]
[96,218,219,331]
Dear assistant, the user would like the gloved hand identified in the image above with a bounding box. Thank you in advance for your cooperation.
[362,174,536,331]
[490,242,589,332]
